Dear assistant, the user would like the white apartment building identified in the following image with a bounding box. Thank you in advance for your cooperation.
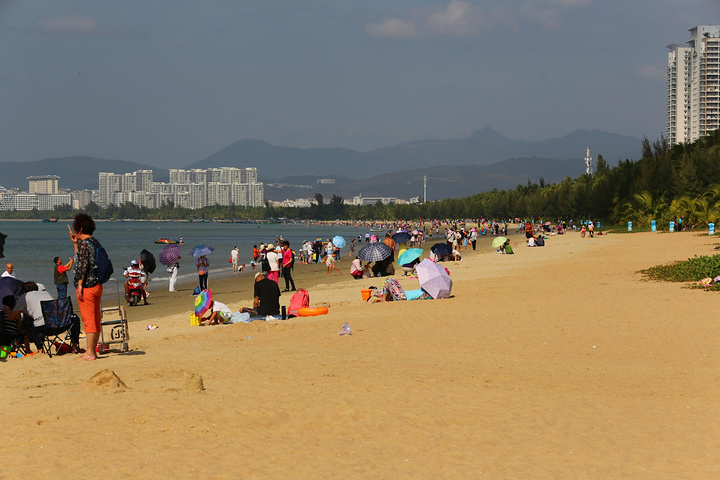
[99,167,263,209]
[668,25,720,144]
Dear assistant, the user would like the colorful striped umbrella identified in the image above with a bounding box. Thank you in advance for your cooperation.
[194,289,213,317]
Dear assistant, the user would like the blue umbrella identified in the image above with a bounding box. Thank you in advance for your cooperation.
[398,248,423,266]
[0,276,24,300]
[189,245,215,257]
[392,232,411,244]
[430,243,452,256]
[332,235,346,249]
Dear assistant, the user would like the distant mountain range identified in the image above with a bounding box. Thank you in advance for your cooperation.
[188,127,641,180]
[0,128,641,200]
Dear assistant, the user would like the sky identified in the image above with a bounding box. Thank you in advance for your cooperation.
[0,0,718,168]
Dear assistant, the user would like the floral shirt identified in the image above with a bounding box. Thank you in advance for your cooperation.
[73,238,99,289]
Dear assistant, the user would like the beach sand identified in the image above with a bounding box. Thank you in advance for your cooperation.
[2,230,720,478]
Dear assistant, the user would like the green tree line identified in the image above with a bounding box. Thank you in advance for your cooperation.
[2,129,720,225]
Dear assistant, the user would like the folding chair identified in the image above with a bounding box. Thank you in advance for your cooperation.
[40,297,77,358]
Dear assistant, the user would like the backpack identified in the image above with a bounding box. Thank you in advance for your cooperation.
[261,257,271,272]
[91,238,114,284]
[288,288,309,317]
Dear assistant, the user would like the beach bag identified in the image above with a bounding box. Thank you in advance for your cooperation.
[288,289,309,317]
[261,257,270,272]
[91,238,114,284]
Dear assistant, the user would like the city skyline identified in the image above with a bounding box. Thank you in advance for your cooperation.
[1,1,718,168]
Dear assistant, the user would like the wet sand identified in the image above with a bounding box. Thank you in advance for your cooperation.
[2,229,720,478]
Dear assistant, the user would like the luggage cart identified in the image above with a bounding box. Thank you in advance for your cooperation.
[99,278,129,352]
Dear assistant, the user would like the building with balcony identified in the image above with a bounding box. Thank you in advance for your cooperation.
[668,25,720,145]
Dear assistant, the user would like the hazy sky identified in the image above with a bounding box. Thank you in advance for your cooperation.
[1,0,718,168]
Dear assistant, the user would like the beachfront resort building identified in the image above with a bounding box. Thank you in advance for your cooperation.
[0,176,92,211]
[98,167,264,209]
[667,25,720,145]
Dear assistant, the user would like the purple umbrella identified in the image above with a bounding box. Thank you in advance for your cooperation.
[415,258,452,299]
[159,244,181,266]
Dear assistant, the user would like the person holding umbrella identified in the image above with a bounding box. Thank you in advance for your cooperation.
[196,255,209,291]
[169,255,180,292]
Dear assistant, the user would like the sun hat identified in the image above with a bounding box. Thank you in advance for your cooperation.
[266,243,274,250]
[254,272,264,280]
[36,283,46,291]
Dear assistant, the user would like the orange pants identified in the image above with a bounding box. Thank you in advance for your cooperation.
[77,284,103,333]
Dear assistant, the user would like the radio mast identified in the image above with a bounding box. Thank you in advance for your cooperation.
[584,145,593,175]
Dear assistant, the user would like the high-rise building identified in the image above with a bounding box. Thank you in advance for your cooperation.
[668,25,720,145]
[27,175,60,194]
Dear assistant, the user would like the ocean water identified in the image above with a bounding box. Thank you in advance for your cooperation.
[0,220,366,295]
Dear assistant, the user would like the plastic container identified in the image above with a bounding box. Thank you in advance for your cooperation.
[0,346,10,359]
[190,313,200,326]
[361,289,372,301]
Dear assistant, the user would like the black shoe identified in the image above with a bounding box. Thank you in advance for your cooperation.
[282,289,290,292]
[291,288,296,291]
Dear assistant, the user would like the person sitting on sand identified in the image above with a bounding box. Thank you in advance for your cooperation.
[452,248,462,261]
[200,299,233,326]
[401,257,421,275]
[503,240,514,255]
[535,235,545,247]
[240,272,281,317]
[350,257,367,279]
[527,235,536,247]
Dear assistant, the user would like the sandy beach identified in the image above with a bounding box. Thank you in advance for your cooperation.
[3,229,720,478]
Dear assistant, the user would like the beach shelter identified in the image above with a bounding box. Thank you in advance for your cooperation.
[189,245,215,257]
[159,244,181,266]
[415,259,452,299]
[194,289,213,317]
[358,242,392,262]
[491,237,508,248]
[332,235,346,249]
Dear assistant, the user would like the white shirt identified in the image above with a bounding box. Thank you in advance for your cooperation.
[15,290,54,327]
[266,251,280,272]
[1,271,15,278]
[231,249,239,261]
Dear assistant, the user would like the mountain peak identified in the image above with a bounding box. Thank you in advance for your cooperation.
[469,126,507,140]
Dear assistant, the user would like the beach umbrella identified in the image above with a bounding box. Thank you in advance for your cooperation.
[544,221,551,226]
[0,276,24,300]
[189,245,214,257]
[0,232,6,258]
[159,244,181,266]
[398,248,423,266]
[194,289,213,317]
[332,235,346,249]
[392,232,411,244]
[358,242,392,262]
[140,249,156,274]
[412,230,419,235]
[430,243,452,256]
[491,237,508,248]
[415,259,452,299]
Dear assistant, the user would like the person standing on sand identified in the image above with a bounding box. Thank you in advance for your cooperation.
[383,233,396,261]
[196,255,209,291]
[265,243,280,284]
[168,255,180,292]
[69,213,103,361]
[53,256,74,299]
[281,241,296,292]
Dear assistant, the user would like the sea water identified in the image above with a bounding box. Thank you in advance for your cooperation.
[0,220,364,294]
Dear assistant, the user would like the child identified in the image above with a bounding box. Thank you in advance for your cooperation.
[324,253,335,275]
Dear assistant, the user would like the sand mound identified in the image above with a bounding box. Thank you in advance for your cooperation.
[184,371,205,392]
[85,369,128,393]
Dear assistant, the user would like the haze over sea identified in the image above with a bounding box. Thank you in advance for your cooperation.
[0,220,362,295]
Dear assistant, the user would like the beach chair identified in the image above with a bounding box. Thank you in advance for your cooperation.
[39,296,75,358]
